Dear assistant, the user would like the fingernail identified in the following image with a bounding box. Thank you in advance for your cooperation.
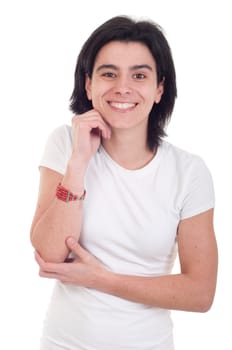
[67,237,76,245]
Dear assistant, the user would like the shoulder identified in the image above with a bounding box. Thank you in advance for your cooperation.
[160,140,208,175]
[48,124,72,143]
[45,124,72,153]
[161,140,199,162]
[160,141,215,219]
[40,124,72,174]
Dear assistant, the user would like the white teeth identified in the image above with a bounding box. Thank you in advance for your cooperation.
[110,102,136,109]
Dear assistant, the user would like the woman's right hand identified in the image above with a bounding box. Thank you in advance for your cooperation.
[70,109,111,169]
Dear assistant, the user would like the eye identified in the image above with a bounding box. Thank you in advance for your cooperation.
[133,73,146,80]
[102,72,117,78]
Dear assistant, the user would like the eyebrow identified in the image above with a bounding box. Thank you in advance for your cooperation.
[96,64,154,72]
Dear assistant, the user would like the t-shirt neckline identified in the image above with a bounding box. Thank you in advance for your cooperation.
[98,141,163,175]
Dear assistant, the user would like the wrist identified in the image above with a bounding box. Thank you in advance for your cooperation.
[92,268,115,292]
[69,153,89,173]
[56,183,86,202]
[62,160,86,193]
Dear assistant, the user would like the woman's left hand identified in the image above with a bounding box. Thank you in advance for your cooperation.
[35,237,106,287]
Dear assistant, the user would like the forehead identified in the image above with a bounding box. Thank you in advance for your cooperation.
[93,41,156,69]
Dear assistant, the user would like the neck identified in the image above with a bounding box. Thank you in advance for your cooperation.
[102,127,156,170]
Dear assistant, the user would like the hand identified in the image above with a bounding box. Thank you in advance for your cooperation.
[35,237,106,287]
[71,109,111,166]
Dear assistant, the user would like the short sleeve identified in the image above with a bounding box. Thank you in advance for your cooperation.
[180,157,215,220]
[39,124,72,175]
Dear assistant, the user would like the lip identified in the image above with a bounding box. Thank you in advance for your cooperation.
[108,101,138,111]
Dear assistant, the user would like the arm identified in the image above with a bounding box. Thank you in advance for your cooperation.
[36,208,218,312]
[30,111,111,263]
[30,164,85,263]
[97,208,218,312]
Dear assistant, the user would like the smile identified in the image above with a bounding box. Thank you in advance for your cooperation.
[108,102,137,110]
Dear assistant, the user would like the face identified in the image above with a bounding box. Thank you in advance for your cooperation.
[85,41,164,130]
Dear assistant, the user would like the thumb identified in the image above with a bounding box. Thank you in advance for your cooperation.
[66,237,87,260]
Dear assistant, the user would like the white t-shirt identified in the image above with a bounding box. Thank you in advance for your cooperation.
[39,125,215,350]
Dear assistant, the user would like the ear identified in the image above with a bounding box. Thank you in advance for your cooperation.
[155,78,165,104]
[85,74,92,100]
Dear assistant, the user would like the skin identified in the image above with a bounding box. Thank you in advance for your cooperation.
[31,41,218,311]
[85,41,164,168]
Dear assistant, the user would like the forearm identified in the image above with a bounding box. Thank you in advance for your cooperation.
[94,270,215,312]
[31,162,85,263]
[31,200,83,262]
[93,212,217,313]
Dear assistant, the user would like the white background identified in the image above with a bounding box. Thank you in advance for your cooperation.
[0,0,231,349]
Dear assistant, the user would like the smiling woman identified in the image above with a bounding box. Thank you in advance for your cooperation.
[70,16,177,151]
[30,15,217,350]
[85,41,164,133]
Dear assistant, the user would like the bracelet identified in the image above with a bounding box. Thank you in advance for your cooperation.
[56,183,86,202]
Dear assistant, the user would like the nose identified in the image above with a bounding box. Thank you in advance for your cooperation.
[113,76,132,95]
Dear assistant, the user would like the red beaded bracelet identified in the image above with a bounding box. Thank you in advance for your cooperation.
[56,183,86,202]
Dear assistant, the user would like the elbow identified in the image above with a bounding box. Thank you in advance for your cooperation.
[191,289,216,313]
[30,229,42,255]
[181,275,217,313]
[183,270,217,313]
[30,229,69,263]
[30,230,44,259]
[30,228,37,250]
[197,294,215,313]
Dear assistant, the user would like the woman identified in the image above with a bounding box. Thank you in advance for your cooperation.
[30,16,218,350]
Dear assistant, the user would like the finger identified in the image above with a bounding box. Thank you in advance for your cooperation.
[72,109,102,122]
[80,119,110,139]
[39,270,67,281]
[92,114,111,139]
[34,251,65,274]
[72,112,111,139]
[34,251,50,269]
[34,251,45,265]
[66,237,88,260]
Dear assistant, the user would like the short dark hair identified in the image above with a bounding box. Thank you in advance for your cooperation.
[70,16,177,150]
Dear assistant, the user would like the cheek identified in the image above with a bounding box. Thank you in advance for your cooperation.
[144,93,156,108]
[90,87,108,107]
[142,85,157,102]
[91,93,102,107]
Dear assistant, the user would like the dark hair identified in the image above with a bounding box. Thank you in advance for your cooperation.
[70,16,177,150]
